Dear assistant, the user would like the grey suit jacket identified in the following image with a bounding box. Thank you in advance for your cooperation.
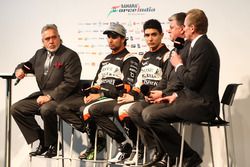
[17,44,82,102]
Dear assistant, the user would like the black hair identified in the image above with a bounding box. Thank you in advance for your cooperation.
[143,19,162,34]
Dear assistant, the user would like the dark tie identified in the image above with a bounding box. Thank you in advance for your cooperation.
[44,52,54,75]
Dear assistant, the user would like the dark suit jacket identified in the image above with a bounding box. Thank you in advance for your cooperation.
[17,44,82,102]
[176,35,220,119]
[153,42,189,96]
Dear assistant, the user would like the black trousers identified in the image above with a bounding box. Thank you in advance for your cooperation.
[128,101,159,151]
[11,97,58,147]
[129,94,216,157]
[56,94,85,132]
[113,103,139,147]
[56,94,98,146]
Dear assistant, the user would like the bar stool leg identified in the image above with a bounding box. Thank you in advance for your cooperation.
[178,123,186,167]
[29,143,33,167]
[92,127,99,167]
[224,124,231,167]
[208,126,214,167]
[56,118,64,167]
[61,120,65,167]
[176,123,182,166]
[143,145,147,165]
[69,126,75,167]
[224,107,233,167]
[135,130,140,166]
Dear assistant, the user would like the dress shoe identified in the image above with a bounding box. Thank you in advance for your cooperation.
[183,152,202,167]
[44,143,61,158]
[29,144,48,156]
[142,150,164,167]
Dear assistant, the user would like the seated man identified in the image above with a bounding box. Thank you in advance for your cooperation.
[122,13,187,166]
[129,9,220,167]
[11,24,82,158]
[56,22,140,160]
[113,19,171,165]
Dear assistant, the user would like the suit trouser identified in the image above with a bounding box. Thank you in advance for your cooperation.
[140,95,215,158]
[11,97,58,147]
[128,101,161,152]
[56,94,97,147]
[56,94,85,132]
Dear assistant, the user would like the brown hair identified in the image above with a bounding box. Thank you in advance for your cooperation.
[186,9,208,34]
[168,12,186,26]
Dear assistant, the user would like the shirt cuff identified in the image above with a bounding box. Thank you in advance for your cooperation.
[175,63,183,72]
[173,92,178,97]
[46,94,52,100]
[99,92,104,97]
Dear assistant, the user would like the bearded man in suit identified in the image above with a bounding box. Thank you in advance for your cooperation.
[11,24,82,158]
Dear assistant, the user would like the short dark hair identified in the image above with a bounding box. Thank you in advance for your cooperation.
[143,19,162,34]
[168,12,186,26]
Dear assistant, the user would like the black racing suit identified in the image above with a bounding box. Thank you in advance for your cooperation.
[114,44,170,148]
[84,48,140,145]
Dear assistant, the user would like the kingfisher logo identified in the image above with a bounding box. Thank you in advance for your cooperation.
[107,4,156,17]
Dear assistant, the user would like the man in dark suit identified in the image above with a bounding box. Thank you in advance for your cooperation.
[129,9,220,167]
[11,24,82,158]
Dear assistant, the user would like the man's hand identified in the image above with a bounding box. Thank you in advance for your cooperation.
[15,69,25,80]
[37,95,52,106]
[84,93,102,104]
[144,90,163,103]
[149,90,163,100]
[153,93,177,104]
[117,93,134,104]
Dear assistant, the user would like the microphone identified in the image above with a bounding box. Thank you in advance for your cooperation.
[173,37,185,54]
[80,82,92,96]
[14,61,32,86]
[81,84,109,96]
[140,84,151,97]
[115,79,131,97]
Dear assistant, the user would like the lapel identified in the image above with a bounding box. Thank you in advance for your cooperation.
[165,41,190,79]
[36,50,48,89]
[186,42,193,67]
[165,57,174,80]
[186,35,207,67]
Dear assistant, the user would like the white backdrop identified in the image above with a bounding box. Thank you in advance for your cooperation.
[1,0,250,166]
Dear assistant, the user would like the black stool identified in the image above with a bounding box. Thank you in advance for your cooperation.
[178,83,242,167]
